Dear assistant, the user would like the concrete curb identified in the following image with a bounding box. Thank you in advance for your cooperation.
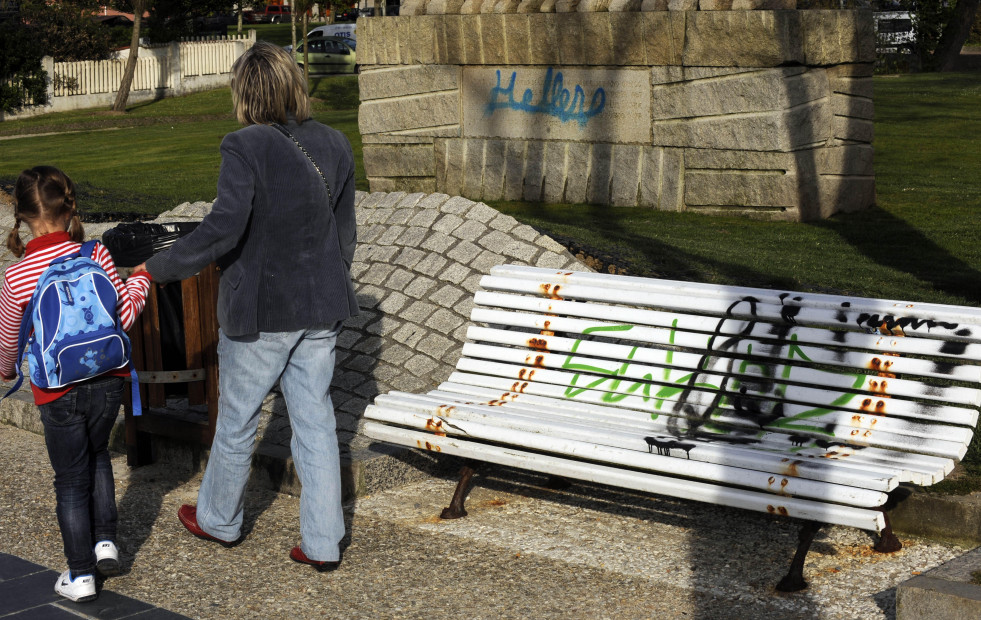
[896,548,981,619]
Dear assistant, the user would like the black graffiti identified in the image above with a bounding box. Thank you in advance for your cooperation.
[856,313,962,335]
[644,436,695,458]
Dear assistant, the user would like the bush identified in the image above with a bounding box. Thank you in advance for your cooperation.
[0,21,48,113]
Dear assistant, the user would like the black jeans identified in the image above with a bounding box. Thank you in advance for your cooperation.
[39,376,123,575]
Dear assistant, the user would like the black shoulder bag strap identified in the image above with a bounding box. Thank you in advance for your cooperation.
[272,123,334,210]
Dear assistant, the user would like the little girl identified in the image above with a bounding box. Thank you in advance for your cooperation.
[0,166,152,603]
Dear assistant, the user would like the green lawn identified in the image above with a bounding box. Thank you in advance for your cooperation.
[0,76,365,215]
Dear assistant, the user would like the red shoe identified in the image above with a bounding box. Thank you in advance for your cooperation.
[290,546,340,572]
[177,504,239,548]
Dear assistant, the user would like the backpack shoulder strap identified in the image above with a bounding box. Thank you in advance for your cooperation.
[80,240,99,260]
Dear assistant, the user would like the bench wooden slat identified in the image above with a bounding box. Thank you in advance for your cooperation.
[374,391,900,492]
[364,420,888,532]
[462,337,981,424]
[426,384,952,485]
[488,265,981,341]
[453,358,971,460]
[469,310,981,385]
[474,292,981,362]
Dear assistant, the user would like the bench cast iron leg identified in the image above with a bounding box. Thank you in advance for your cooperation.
[440,463,477,520]
[776,521,824,592]
[873,513,903,554]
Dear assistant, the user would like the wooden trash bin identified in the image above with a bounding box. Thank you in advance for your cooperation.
[124,264,220,467]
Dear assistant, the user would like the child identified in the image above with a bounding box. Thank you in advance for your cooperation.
[0,166,152,603]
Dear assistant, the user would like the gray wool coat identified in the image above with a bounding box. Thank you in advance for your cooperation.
[145,119,358,336]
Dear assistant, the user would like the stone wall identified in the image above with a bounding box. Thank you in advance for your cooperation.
[358,9,876,221]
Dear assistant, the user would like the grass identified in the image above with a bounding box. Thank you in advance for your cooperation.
[1,70,980,490]
[0,76,366,215]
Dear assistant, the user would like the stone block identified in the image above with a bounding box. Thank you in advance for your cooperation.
[834,116,874,143]
[517,0,546,11]
[541,0,558,10]
[582,14,614,65]
[830,75,874,99]
[556,13,585,65]
[463,66,651,144]
[462,139,487,199]
[483,139,508,200]
[609,0,642,8]
[556,0,580,10]
[610,144,643,206]
[481,0,498,11]
[587,143,613,205]
[504,14,531,65]
[684,10,803,67]
[542,141,569,203]
[358,19,378,65]
[816,144,873,176]
[699,0,732,9]
[642,10,685,66]
[367,177,438,194]
[640,0,668,8]
[503,140,527,200]
[685,169,797,209]
[428,0,467,12]
[359,91,459,135]
[481,15,507,64]
[528,14,560,65]
[383,16,401,64]
[638,147,662,208]
[652,98,832,151]
[522,140,546,201]
[359,65,459,102]
[802,10,875,65]
[659,148,684,211]
[440,14,466,64]
[462,15,483,62]
[579,0,611,9]
[564,142,590,203]
[650,67,827,120]
[610,12,647,65]
[460,0,486,12]
[668,0,697,9]
[400,0,429,16]
[494,0,522,11]
[821,175,874,217]
[409,16,438,63]
[732,0,795,7]
[833,93,874,120]
[438,139,466,196]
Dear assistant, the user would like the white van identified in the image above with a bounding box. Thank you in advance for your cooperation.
[307,23,356,43]
[874,11,915,53]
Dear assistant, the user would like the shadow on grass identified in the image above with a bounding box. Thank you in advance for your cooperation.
[816,206,981,306]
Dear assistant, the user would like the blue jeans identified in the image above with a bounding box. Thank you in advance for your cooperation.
[39,376,123,576]
[196,326,345,561]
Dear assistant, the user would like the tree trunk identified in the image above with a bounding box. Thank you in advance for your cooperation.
[302,13,309,84]
[291,8,297,54]
[237,4,243,33]
[112,1,146,112]
[934,0,981,71]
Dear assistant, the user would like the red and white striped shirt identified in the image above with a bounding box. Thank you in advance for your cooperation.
[0,231,152,405]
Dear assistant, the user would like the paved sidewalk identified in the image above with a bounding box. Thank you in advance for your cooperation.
[1,423,978,620]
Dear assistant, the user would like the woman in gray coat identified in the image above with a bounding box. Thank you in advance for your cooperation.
[136,41,357,571]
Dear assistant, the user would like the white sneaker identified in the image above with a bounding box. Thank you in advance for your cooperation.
[94,540,120,576]
[54,570,97,603]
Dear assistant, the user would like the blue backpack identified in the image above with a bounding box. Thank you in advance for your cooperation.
[3,241,141,415]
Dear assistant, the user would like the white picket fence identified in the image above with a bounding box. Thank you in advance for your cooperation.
[52,34,254,97]
[2,32,255,120]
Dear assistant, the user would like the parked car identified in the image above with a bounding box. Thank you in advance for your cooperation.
[874,11,916,53]
[292,36,358,74]
[307,23,355,42]
[334,7,358,22]
[244,4,292,24]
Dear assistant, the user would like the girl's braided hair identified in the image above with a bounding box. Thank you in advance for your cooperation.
[7,166,84,258]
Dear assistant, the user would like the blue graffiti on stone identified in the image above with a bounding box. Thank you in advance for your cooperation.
[484,68,606,127]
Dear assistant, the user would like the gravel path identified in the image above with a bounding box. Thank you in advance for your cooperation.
[1,424,975,619]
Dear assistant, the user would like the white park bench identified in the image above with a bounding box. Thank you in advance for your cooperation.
[364,265,981,591]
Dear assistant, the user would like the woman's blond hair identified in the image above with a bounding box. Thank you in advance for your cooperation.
[230,41,310,126]
[7,166,84,258]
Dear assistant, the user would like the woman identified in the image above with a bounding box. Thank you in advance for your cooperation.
[138,41,358,571]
